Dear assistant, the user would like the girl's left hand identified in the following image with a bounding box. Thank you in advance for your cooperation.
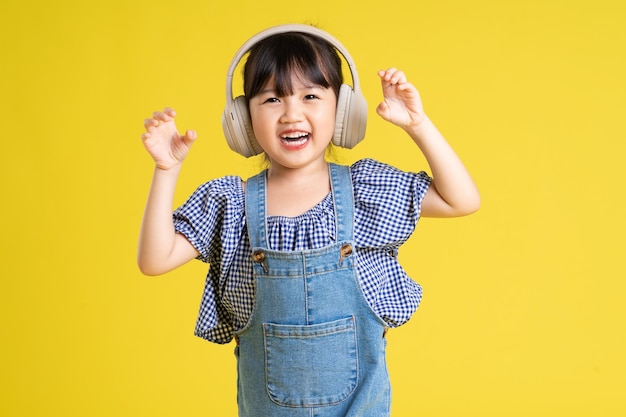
[376,68,426,129]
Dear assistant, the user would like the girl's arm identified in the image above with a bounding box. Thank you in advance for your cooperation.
[137,108,200,275]
[376,68,480,218]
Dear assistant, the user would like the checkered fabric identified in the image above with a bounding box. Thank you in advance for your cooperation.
[173,158,432,344]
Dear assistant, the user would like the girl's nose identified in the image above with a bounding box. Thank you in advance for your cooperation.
[279,100,304,123]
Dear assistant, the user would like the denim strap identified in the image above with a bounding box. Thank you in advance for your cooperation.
[245,163,354,249]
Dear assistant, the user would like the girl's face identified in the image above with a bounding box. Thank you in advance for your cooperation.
[248,74,337,174]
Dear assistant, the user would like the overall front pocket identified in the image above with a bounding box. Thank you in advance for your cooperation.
[263,316,358,408]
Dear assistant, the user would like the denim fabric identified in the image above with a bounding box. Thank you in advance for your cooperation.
[236,164,391,416]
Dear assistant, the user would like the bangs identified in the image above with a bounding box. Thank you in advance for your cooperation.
[243,32,343,99]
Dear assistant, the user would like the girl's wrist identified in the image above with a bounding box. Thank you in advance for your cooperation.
[402,114,432,137]
[154,162,183,175]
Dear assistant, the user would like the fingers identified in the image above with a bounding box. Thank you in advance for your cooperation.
[378,68,408,86]
[142,107,177,136]
[152,107,176,122]
[375,68,425,127]
[141,107,198,143]
[377,68,420,101]
[375,101,389,115]
[182,129,198,145]
[143,117,158,131]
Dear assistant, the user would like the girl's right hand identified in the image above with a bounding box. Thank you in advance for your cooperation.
[141,107,197,170]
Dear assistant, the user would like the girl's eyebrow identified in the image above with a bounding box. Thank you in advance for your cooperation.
[256,83,326,98]
[261,84,323,94]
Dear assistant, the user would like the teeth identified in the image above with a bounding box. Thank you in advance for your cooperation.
[281,132,308,139]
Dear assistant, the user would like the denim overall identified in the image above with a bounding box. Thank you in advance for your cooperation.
[236,163,391,417]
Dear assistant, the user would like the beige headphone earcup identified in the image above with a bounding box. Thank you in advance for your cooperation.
[222,96,263,157]
[332,84,350,147]
[333,84,367,148]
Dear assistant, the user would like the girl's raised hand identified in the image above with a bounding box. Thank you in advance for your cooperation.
[375,68,426,129]
[141,107,198,170]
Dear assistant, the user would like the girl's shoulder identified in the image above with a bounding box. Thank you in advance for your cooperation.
[176,175,246,221]
[349,158,431,187]
[349,159,432,246]
[350,158,402,176]
[349,158,432,215]
[174,176,247,263]
[189,175,245,201]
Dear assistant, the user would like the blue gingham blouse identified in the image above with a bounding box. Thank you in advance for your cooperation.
[173,158,432,344]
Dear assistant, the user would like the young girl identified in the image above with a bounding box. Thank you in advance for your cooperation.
[138,24,479,417]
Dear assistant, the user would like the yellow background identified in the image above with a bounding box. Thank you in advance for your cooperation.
[1,0,624,415]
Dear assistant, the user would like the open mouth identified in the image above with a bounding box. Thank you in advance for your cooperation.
[280,132,310,146]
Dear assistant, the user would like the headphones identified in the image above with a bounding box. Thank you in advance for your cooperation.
[222,24,368,157]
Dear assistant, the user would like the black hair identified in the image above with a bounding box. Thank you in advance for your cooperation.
[243,31,343,100]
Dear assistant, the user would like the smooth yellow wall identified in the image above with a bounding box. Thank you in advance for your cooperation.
[1,0,624,416]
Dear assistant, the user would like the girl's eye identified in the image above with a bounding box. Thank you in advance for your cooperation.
[304,94,318,100]
[263,97,280,104]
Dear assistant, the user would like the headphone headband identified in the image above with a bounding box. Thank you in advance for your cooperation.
[225,24,362,101]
